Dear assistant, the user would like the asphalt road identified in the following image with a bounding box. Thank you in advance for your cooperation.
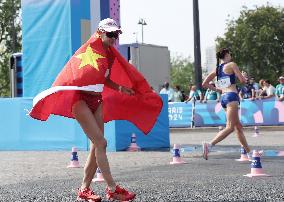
[0,128,283,201]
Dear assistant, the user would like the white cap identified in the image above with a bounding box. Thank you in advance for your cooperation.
[98,18,122,33]
[279,76,284,80]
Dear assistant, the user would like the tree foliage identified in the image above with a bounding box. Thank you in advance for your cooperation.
[0,0,21,97]
[170,55,194,94]
[216,5,284,84]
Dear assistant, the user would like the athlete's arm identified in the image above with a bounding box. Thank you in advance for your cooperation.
[202,71,221,93]
[231,63,246,84]
[105,78,135,95]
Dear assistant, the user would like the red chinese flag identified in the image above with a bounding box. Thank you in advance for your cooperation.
[29,36,163,134]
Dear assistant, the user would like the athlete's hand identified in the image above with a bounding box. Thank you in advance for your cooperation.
[121,86,135,95]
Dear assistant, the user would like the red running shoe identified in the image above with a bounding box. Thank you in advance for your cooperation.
[106,185,136,201]
[77,187,102,202]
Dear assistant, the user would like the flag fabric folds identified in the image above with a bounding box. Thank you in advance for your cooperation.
[29,35,163,134]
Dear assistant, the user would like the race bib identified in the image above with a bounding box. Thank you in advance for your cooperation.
[216,77,231,89]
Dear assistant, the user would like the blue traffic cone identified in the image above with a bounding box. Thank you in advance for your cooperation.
[127,133,140,152]
[252,126,260,137]
[244,150,270,177]
[170,144,186,164]
[235,147,250,162]
[67,147,81,168]
[92,168,104,182]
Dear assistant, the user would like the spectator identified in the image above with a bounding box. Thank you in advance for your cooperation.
[172,85,183,102]
[239,80,256,101]
[241,71,249,82]
[258,80,275,99]
[185,85,203,102]
[258,79,267,97]
[203,82,220,103]
[181,90,187,102]
[249,77,260,96]
[250,77,259,90]
[159,82,174,102]
[275,76,284,102]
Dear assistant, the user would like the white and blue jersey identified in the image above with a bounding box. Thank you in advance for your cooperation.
[216,63,239,108]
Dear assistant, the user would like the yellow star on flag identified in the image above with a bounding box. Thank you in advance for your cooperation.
[76,45,105,70]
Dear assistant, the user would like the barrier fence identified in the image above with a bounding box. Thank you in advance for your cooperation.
[0,96,282,150]
[168,98,284,127]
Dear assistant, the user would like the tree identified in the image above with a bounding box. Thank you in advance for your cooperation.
[216,5,284,84]
[170,55,194,94]
[0,0,21,97]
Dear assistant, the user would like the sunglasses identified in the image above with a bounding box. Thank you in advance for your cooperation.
[106,31,119,39]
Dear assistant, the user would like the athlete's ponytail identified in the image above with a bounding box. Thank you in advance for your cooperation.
[216,52,221,68]
[216,48,230,80]
[216,51,221,80]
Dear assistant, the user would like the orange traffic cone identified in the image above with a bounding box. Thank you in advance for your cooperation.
[244,150,270,177]
[127,133,140,152]
[92,168,104,182]
[170,144,186,164]
[235,147,250,162]
[67,147,81,168]
[252,126,260,137]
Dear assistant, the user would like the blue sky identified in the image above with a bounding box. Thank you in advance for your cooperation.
[119,0,284,62]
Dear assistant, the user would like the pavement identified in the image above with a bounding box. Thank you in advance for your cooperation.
[0,127,284,201]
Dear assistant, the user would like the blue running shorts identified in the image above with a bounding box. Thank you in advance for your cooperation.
[221,92,240,108]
